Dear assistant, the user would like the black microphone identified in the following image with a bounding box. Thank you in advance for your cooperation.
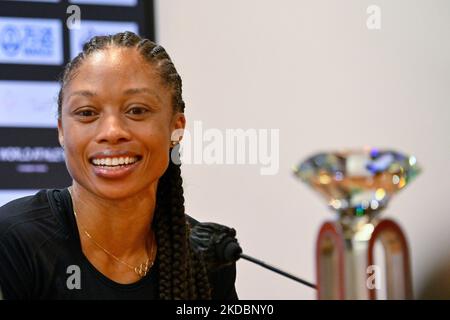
[189,221,317,290]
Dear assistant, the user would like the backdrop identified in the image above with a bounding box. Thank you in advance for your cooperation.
[155,0,450,299]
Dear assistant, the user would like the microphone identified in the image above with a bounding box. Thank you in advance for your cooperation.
[189,221,317,290]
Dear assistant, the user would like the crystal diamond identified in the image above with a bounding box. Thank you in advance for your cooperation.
[293,148,421,217]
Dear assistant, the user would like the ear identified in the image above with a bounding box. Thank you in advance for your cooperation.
[57,118,64,148]
[171,112,186,142]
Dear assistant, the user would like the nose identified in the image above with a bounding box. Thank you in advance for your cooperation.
[95,112,132,145]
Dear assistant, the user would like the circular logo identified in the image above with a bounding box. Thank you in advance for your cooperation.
[1,25,21,56]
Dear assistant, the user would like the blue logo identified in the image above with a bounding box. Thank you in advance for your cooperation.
[1,26,21,56]
[0,24,54,57]
[23,26,53,56]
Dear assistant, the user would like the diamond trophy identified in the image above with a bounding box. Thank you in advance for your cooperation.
[294,148,420,299]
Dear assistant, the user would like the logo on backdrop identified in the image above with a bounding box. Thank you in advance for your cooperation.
[0,127,71,189]
[0,17,63,65]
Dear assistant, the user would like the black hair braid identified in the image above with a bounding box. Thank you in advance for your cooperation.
[153,170,173,299]
[186,227,199,299]
[167,162,189,299]
[193,250,212,299]
[56,31,212,299]
[163,158,212,299]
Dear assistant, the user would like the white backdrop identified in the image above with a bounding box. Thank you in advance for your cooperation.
[155,0,450,299]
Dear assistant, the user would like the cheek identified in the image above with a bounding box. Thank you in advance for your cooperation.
[64,126,89,156]
[145,131,169,154]
[142,118,171,149]
[63,133,90,178]
[139,125,172,175]
[60,118,92,167]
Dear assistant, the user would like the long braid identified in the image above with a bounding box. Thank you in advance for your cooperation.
[57,31,211,299]
[156,151,211,299]
[153,167,173,299]
[168,164,189,299]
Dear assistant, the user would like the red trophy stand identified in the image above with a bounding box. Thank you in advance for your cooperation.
[316,218,413,299]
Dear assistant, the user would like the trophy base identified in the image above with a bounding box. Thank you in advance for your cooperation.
[316,218,413,300]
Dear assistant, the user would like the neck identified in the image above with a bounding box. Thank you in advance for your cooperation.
[69,182,157,259]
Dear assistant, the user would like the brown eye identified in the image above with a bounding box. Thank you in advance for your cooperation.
[76,110,96,117]
[127,107,148,115]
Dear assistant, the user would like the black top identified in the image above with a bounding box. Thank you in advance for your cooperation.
[0,188,238,300]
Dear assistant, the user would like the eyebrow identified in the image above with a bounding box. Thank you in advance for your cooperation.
[68,90,96,99]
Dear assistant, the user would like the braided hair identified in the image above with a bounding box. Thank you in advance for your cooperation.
[57,31,211,299]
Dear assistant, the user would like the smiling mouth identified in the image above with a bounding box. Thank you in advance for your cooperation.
[89,155,143,167]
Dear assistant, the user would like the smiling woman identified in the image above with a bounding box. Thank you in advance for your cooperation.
[0,31,238,300]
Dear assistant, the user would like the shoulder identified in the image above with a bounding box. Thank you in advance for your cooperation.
[0,190,50,237]
[0,190,54,299]
[185,214,200,228]
[0,189,64,250]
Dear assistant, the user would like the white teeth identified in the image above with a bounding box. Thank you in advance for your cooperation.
[92,156,139,166]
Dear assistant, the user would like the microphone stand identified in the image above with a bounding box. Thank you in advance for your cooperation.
[239,253,317,289]
[189,220,317,290]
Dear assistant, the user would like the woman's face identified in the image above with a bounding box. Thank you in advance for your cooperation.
[58,47,185,199]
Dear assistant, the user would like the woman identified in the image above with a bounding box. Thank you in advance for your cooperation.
[0,31,238,300]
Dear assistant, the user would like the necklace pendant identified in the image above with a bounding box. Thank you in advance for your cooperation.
[134,259,150,277]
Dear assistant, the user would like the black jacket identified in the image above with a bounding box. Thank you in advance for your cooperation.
[0,188,238,300]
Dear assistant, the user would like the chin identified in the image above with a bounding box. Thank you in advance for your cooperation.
[95,185,140,200]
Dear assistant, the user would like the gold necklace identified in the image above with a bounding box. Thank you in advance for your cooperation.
[68,187,155,278]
